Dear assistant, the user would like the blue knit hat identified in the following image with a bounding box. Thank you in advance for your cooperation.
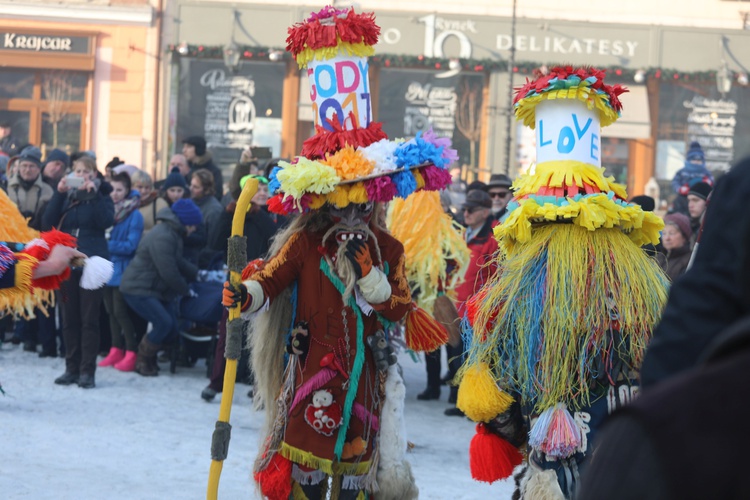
[171,198,203,226]
[163,166,187,190]
[686,141,705,163]
[45,148,70,168]
[17,146,43,168]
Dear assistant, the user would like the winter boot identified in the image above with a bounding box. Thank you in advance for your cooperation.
[201,386,217,402]
[135,337,161,377]
[54,371,79,385]
[77,373,96,389]
[417,386,441,400]
[114,351,137,372]
[98,347,125,367]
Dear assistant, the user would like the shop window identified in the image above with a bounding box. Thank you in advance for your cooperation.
[601,137,629,185]
[377,69,485,180]
[42,112,81,152]
[0,70,88,152]
[0,70,35,99]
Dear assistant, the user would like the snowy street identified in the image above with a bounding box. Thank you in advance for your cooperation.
[1,345,511,499]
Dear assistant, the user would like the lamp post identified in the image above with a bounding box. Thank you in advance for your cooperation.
[716,62,732,97]
[503,0,518,175]
[223,10,241,73]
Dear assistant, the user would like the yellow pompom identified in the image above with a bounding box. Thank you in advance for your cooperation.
[327,186,351,208]
[348,183,369,204]
[413,169,425,190]
[457,363,514,422]
[308,193,326,210]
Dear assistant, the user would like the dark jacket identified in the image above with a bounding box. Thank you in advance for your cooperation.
[42,181,114,258]
[0,134,20,157]
[194,194,223,249]
[6,173,54,230]
[641,156,750,387]
[209,205,278,263]
[578,316,750,500]
[188,152,223,201]
[659,243,691,282]
[120,207,198,301]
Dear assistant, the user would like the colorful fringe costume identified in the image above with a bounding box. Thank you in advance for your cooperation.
[0,187,77,318]
[456,66,670,499]
[245,7,453,500]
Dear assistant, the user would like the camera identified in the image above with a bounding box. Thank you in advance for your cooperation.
[66,174,84,189]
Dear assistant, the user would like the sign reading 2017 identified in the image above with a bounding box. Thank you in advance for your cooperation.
[308,55,372,131]
[535,100,600,167]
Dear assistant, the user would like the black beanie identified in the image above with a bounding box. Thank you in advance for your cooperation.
[183,136,207,157]
[629,195,656,212]
[163,167,187,191]
[688,181,712,201]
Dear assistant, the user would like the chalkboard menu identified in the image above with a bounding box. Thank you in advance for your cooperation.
[177,60,284,162]
[684,96,736,172]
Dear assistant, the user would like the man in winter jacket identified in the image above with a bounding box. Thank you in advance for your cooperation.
[7,146,53,231]
[182,136,223,201]
[120,199,202,376]
[42,148,70,189]
[446,189,498,416]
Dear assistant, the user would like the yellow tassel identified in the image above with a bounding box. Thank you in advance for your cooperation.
[515,86,619,128]
[295,41,376,68]
[413,170,425,190]
[348,183,369,204]
[278,442,371,476]
[326,186,351,209]
[457,363,514,422]
[308,194,327,210]
[512,160,626,199]
[404,304,448,352]
[292,481,309,500]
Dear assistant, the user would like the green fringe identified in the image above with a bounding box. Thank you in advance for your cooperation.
[319,258,366,460]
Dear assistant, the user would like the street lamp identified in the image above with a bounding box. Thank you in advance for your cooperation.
[223,40,241,73]
[716,62,732,96]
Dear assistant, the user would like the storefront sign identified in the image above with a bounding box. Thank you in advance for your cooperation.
[1,32,90,54]
[684,96,737,171]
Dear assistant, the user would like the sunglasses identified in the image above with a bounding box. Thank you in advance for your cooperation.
[463,206,482,214]
[489,191,510,198]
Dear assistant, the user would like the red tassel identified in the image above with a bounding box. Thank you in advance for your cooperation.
[266,194,288,215]
[23,229,77,290]
[469,423,523,483]
[404,303,448,352]
[301,121,387,160]
[253,452,293,500]
[241,259,265,281]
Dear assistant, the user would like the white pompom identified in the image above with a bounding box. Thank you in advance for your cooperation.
[80,256,114,290]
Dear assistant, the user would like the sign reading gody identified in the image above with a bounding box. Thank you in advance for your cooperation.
[535,100,601,167]
[307,55,372,131]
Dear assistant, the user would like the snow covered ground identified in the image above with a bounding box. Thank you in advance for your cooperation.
[1,344,513,499]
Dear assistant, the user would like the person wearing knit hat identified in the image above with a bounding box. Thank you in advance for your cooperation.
[629,195,656,212]
[171,198,203,227]
[687,181,712,241]
[120,198,201,376]
[162,166,188,205]
[660,212,692,282]
[671,141,714,215]
[181,135,224,201]
[43,148,70,188]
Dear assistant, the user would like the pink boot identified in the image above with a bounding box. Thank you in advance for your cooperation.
[114,351,137,372]
[98,347,125,367]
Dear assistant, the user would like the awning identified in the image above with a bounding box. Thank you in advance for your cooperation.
[602,85,651,140]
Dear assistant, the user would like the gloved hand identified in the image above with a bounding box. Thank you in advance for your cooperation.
[678,184,690,196]
[344,238,372,279]
[222,281,250,311]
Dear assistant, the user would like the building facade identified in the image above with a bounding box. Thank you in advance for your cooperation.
[0,0,160,175]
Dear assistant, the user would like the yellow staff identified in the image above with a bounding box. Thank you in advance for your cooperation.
[207,177,258,500]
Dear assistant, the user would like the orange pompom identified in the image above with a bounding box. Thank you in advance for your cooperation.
[469,423,523,483]
[404,303,449,352]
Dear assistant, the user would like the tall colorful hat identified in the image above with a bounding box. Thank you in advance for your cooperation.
[498,66,663,251]
[268,7,456,216]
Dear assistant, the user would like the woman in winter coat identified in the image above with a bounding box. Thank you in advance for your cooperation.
[99,172,144,372]
[120,199,201,377]
[131,170,168,235]
[43,155,115,389]
[659,213,693,282]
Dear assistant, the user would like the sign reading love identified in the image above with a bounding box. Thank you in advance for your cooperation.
[307,55,372,132]
[535,99,601,167]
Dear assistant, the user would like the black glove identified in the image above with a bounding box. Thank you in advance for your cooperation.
[344,238,372,279]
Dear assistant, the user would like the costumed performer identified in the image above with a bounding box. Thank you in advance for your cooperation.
[455,66,670,499]
[221,7,454,500]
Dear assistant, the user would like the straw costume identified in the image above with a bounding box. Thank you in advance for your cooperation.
[228,7,454,500]
[0,187,80,317]
[455,66,669,498]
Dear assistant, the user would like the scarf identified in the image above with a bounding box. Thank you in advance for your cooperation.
[114,194,141,225]
[139,189,158,208]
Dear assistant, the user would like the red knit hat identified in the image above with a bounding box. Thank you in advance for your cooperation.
[664,213,692,240]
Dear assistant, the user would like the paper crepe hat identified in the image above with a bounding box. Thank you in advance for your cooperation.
[269,7,457,216]
[497,66,663,251]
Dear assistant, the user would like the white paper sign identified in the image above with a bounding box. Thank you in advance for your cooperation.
[535,99,601,167]
[307,55,372,131]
